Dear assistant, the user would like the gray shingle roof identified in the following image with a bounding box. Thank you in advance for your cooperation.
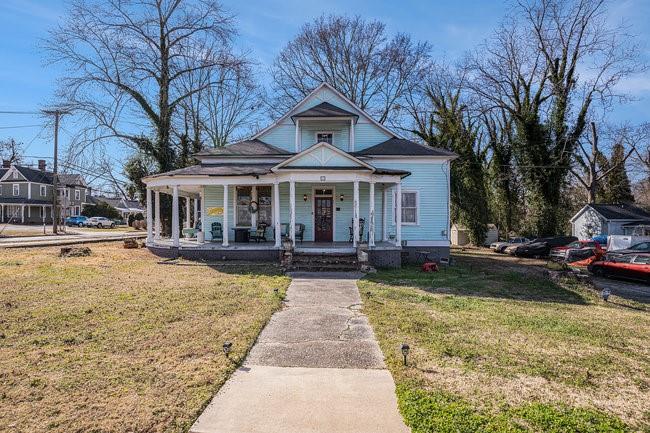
[195,139,292,157]
[0,198,52,205]
[291,102,358,120]
[1,166,87,186]
[147,164,276,178]
[590,203,650,220]
[353,138,457,157]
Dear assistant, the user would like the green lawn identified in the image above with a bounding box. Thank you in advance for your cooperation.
[0,243,289,433]
[359,253,650,433]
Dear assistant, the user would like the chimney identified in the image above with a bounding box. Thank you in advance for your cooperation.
[38,159,47,171]
[2,160,10,168]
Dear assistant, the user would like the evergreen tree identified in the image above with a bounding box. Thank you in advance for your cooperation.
[601,143,634,204]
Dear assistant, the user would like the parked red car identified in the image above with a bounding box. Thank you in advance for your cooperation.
[549,240,603,262]
[588,254,650,284]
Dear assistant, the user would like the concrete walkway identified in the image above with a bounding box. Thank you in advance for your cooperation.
[190,272,409,433]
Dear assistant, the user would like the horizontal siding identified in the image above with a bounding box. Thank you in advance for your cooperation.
[256,87,394,153]
[373,161,450,242]
[299,119,350,151]
[354,122,392,151]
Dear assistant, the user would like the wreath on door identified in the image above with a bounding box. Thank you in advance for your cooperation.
[248,200,259,214]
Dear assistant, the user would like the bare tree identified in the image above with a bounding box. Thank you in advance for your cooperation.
[176,60,263,148]
[570,122,636,203]
[0,138,24,164]
[469,0,644,235]
[46,0,244,174]
[270,15,431,123]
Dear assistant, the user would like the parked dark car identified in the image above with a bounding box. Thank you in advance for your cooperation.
[512,236,578,258]
[65,216,88,227]
[605,241,650,261]
[588,253,650,284]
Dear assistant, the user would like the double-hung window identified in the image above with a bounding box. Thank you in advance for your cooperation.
[395,191,419,225]
[74,189,80,200]
[40,185,47,197]
[235,186,252,227]
[316,132,333,144]
[257,186,272,225]
[12,184,19,196]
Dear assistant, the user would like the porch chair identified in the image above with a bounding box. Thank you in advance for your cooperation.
[280,223,305,243]
[250,222,269,243]
[348,218,366,243]
[210,222,223,241]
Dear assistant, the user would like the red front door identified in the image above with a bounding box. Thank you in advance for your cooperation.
[314,196,333,242]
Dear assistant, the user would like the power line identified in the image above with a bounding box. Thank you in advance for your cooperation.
[0,124,44,130]
[0,110,42,115]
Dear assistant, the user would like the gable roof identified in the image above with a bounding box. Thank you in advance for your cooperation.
[194,139,292,157]
[272,141,375,171]
[589,203,650,220]
[353,138,457,157]
[59,173,86,187]
[291,102,358,121]
[252,82,399,141]
[1,165,52,183]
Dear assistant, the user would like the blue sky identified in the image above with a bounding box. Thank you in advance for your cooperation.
[0,0,649,174]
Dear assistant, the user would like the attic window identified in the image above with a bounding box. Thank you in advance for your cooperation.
[316,132,333,144]
[12,171,18,179]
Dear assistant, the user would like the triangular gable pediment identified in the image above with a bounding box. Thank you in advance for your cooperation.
[272,142,374,171]
[0,166,26,182]
[254,82,397,142]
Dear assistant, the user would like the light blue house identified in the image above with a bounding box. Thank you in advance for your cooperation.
[143,83,456,267]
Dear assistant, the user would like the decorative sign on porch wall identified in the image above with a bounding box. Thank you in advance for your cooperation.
[207,207,223,216]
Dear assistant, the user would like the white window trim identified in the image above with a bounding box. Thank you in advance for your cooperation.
[314,131,334,145]
[74,189,80,200]
[12,184,19,196]
[40,185,47,197]
[394,189,419,226]
[233,184,275,229]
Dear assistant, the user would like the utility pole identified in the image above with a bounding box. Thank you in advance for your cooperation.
[43,109,70,234]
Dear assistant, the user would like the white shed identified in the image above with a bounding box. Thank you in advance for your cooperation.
[451,224,498,246]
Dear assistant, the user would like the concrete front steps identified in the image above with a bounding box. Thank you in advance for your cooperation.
[286,252,360,272]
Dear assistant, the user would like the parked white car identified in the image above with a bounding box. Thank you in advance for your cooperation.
[84,217,116,229]
[490,237,530,253]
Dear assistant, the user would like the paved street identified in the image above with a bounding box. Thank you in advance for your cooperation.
[0,224,145,248]
[190,272,409,433]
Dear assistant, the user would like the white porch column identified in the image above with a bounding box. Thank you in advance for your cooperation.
[172,186,180,247]
[21,205,24,223]
[273,181,281,248]
[349,118,355,152]
[185,197,191,228]
[42,206,46,224]
[294,119,301,152]
[353,180,359,247]
[395,181,402,246]
[146,188,153,243]
[222,185,229,247]
[369,181,375,247]
[0,204,3,222]
[289,178,296,246]
[251,186,258,228]
[200,187,206,234]
[193,197,198,228]
[154,191,161,240]
[382,186,388,242]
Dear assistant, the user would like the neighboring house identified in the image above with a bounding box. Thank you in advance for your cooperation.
[143,82,457,267]
[570,203,650,239]
[0,160,91,224]
[88,196,145,220]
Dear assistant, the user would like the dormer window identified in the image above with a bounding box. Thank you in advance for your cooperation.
[316,132,333,144]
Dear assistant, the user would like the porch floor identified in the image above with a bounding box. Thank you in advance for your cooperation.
[149,238,399,253]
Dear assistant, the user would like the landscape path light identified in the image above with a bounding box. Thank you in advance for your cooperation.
[401,343,410,366]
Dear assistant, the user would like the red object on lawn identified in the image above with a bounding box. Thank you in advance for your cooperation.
[422,262,438,272]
